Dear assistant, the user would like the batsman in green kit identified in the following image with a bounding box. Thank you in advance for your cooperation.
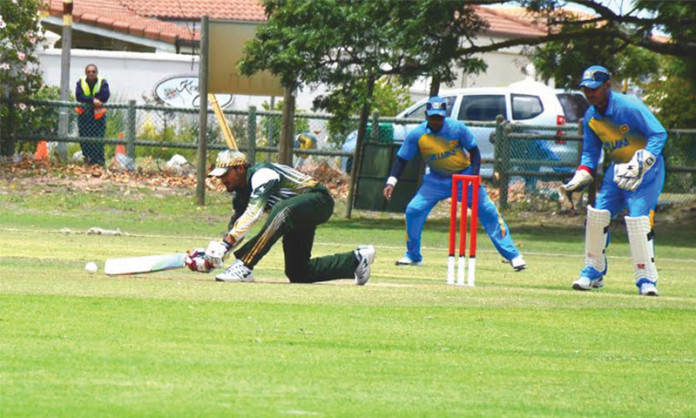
[185,150,375,284]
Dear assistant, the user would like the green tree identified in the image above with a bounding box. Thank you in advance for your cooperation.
[0,0,45,156]
[370,77,414,118]
[13,86,61,153]
[490,1,695,91]
[634,0,696,83]
[239,0,486,215]
[325,76,415,146]
[259,99,310,148]
[641,58,696,129]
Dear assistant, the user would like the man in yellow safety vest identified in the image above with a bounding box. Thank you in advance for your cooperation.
[75,64,110,165]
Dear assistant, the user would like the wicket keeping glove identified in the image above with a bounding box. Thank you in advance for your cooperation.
[204,240,230,268]
[185,248,216,273]
[614,149,656,191]
[562,168,593,192]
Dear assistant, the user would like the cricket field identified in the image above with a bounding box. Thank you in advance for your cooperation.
[1,169,695,417]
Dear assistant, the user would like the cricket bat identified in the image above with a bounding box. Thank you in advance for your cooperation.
[104,253,187,276]
[208,93,238,150]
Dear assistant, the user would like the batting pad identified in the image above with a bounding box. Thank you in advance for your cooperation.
[585,205,610,272]
[625,216,658,283]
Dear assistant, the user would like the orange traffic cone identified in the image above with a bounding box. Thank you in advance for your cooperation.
[114,144,126,165]
[34,141,48,160]
[114,144,135,170]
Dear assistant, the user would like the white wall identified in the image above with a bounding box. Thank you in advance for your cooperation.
[406,35,546,97]
[37,40,541,113]
[37,48,325,111]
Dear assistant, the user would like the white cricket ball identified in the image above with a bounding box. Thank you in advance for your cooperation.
[85,262,98,274]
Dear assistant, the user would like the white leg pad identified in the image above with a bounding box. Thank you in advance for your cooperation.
[585,205,611,272]
[625,216,658,283]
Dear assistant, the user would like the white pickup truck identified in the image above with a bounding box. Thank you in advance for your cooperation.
[342,79,588,179]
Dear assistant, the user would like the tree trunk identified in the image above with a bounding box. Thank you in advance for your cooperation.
[345,74,376,218]
[279,87,295,166]
[428,73,441,98]
[0,104,4,156]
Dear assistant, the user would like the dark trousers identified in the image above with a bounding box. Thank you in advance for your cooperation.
[77,114,106,166]
[234,187,358,283]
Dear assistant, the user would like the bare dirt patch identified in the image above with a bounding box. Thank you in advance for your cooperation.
[0,154,350,198]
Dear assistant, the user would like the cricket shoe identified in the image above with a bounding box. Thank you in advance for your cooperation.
[354,245,375,285]
[639,282,659,297]
[510,255,526,271]
[572,276,605,291]
[572,265,605,291]
[215,259,255,283]
[395,256,423,266]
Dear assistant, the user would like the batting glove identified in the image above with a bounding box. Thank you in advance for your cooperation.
[562,168,594,192]
[614,150,656,191]
[204,240,230,268]
[185,249,216,273]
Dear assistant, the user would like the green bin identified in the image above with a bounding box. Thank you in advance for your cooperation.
[353,142,422,213]
[365,123,394,144]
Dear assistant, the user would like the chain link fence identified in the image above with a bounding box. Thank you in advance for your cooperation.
[4,99,696,209]
[498,122,696,209]
[494,121,582,210]
[662,129,696,205]
[8,99,352,171]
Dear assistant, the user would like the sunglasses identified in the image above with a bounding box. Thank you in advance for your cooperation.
[582,70,609,82]
[426,101,447,111]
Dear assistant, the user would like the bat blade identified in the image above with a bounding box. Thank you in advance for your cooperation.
[104,253,187,276]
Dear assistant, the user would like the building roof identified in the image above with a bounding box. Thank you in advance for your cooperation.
[120,0,267,21]
[476,6,547,38]
[41,0,547,49]
[42,0,200,45]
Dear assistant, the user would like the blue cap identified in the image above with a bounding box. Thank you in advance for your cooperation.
[578,65,611,89]
[426,96,447,117]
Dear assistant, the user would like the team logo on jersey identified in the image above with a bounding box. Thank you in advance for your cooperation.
[619,124,629,134]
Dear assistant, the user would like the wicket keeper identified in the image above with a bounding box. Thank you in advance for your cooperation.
[563,65,667,296]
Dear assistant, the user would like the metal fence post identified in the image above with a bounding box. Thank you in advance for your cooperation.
[494,115,509,210]
[371,110,379,143]
[0,96,16,156]
[247,105,256,165]
[2,97,17,156]
[126,100,136,161]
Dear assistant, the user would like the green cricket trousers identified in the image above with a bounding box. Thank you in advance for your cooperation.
[234,186,359,283]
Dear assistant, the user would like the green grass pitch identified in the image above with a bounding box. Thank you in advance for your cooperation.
[1,178,695,416]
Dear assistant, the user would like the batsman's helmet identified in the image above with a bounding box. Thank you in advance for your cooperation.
[208,150,248,177]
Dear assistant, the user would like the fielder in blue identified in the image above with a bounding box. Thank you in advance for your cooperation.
[382,97,526,271]
[563,65,667,296]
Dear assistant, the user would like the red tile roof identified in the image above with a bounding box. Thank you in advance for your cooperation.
[42,1,548,48]
[120,0,266,21]
[42,0,199,44]
[476,6,547,38]
[488,5,599,32]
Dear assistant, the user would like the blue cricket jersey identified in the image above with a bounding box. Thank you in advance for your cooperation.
[580,91,667,170]
[397,118,476,177]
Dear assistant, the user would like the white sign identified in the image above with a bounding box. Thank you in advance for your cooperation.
[154,75,233,108]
